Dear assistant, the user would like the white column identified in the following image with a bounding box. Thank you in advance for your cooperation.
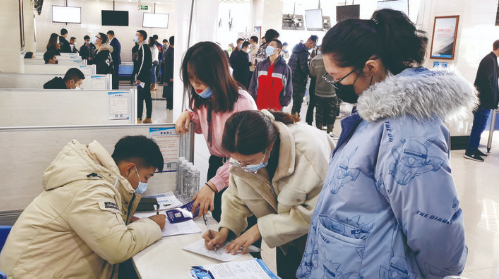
[23,0,36,52]
[262,0,283,34]
[173,0,220,120]
[0,0,23,73]
[251,0,264,30]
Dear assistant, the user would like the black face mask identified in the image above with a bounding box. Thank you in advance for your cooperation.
[335,83,358,104]
[55,60,59,64]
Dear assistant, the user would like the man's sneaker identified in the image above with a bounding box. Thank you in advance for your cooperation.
[464,151,484,162]
[476,149,488,157]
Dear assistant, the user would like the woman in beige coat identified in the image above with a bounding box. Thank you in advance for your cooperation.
[203,110,335,279]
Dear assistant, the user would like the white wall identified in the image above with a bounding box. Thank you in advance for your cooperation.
[422,0,499,84]
[34,0,175,62]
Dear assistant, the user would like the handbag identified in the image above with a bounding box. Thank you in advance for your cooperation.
[163,83,173,99]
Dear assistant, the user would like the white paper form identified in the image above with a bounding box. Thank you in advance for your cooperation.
[108,92,129,120]
[91,75,107,89]
[134,212,200,237]
[144,191,183,210]
[149,127,180,172]
[79,65,92,77]
[190,259,280,279]
[183,239,260,262]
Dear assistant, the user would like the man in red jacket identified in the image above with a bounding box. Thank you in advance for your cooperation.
[248,39,293,111]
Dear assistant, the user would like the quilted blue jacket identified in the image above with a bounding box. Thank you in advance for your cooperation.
[297,67,477,279]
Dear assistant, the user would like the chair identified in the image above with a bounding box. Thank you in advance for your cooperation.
[0,226,12,252]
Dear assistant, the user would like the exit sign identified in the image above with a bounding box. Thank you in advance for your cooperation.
[141,5,148,10]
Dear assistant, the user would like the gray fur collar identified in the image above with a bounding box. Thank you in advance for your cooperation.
[356,67,478,122]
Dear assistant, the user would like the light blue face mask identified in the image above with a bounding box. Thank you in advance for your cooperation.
[241,150,268,173]
[265,46,275,57]
[197,87,213,98]
[134,36,139,43]
[133,166,148,195]
[92,36,98,44]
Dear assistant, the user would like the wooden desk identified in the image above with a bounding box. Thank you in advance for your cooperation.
[132,215,254,279]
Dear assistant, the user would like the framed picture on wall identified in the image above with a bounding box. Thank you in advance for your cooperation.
[430,15,460,60]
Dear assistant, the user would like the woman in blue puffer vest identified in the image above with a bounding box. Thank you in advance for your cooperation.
[297,8,475,279]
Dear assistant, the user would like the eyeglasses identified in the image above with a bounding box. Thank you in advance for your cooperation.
[322,68,358,90]
[228,150,267,174]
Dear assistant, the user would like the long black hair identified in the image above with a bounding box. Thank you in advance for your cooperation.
[322,9,427,75]
[222,110,300,155]
[181,41,240,113]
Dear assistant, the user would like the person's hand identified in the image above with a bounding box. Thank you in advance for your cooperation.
[170,79,173,82]
[175,110,191,133]
[136,79,141,84]
[149,214,166,230]
[131,216,140,222]
[225,224,261,255]
[191,183,217,218]
[203,228,229,250]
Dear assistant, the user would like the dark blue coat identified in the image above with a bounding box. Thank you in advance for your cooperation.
[109,38,121,65]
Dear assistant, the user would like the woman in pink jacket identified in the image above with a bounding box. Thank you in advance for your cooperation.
[175,41,257,224]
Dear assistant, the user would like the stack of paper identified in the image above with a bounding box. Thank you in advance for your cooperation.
[189,259,279,279]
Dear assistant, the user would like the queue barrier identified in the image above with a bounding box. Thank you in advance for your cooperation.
[0,73,112,90]
[0,123,195,213]
[0,89,136,127]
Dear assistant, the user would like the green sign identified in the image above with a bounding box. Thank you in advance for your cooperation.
[141,5,148,10]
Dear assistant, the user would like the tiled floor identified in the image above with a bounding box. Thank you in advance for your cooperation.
[145,87,499,278]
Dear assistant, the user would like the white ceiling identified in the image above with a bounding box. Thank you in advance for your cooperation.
[87,0,250,3]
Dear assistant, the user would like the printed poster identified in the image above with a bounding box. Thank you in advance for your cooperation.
[150,127,180,172]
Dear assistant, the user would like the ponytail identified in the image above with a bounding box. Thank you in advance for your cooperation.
[322,9,427,75]
[222,110,299,155]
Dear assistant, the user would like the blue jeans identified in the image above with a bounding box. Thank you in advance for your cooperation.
[151,63,157,84]
[466,107,492,153]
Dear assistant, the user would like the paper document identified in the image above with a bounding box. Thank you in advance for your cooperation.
[91,75,106,89]
[183,239,260,262]
[149,127,180,172]
[189,259,279,279]
[108,92,129,120]
[134,211,200,237]
[144,191,183,210]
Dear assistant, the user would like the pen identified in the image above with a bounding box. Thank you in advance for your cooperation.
[203,214,217,252]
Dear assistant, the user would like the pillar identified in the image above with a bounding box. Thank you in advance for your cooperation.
[0,0,24,73]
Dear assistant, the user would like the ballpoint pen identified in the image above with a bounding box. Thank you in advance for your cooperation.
[203,214,217,252]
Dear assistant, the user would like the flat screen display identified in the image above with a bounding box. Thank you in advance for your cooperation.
[102,10,129,26]
[336,5,360,23]
[142,13,169,28]
[52,6,81,24]
[305,9,323,31]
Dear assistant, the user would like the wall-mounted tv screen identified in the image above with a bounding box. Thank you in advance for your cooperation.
[305,9,323,31]
[336,5,360,23]
[52,6,81,24]
[142,13,169,28]
[102,10,129,26]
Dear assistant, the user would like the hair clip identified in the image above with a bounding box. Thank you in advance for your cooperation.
[371,18,379,25]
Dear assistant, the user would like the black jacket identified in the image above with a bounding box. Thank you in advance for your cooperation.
[43,77,67,89]
[79,43,96,61]
[133,42,152,83]
[475,52,499,109]
[288,43,310,85]
[59,36,71,53]
[229,48,240,69]
[233,51,251,87]
[164,47,174,83]
[46,45,60,56]
[89,45,114,75]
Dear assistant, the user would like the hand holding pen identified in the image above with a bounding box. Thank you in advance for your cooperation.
[202,215,218,252]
